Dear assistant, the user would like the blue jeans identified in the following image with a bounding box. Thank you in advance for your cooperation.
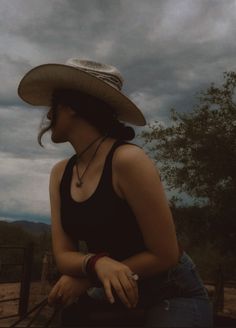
[143,252,213,327]
[61,252,213,327]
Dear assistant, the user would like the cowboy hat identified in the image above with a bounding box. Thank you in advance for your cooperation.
[18,58,146,126]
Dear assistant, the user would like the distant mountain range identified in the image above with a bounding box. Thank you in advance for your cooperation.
[9,220,51,236]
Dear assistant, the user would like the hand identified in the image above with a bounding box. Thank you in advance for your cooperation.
[48,275,91,308]
[94,256,139,309]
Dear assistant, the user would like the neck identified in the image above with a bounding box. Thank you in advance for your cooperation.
[68,121,105,163]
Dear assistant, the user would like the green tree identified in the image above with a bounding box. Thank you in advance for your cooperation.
[142,72,236,252]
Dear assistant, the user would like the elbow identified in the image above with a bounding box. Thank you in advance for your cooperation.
[153,248,180,272]
[169,252,179,268]
[165,247,180,269]
[160,254,179,272]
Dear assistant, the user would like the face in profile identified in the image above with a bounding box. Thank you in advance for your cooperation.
[47,104,73,144]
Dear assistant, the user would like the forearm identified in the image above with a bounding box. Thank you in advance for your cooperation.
[55,251,88,277]
[56,249,177,283]
[122,250,178,280]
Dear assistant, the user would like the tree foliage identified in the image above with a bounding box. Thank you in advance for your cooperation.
[142,72,236,206]
[142,72,236,253]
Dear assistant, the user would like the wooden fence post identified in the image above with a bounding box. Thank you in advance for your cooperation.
[213,264,224,314]
[18,242,34,317]
[41,251,53,294]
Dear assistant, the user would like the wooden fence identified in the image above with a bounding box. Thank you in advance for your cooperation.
[0,243,34,320]
[0,247,235,326]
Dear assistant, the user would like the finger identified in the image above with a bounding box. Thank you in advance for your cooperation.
[126,271,139,287]
[63,296,73,308]
[57,291,66,306]
[127,273,139,302]
[50,287,65,307]
[103,280,115,304]
[128,277,139,305]
[64,296,79,308]
[48,284,60,305]
[110,277,132,308]
[119,272,138,306]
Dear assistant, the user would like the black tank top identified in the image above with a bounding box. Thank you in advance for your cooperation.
[60,140,147,261]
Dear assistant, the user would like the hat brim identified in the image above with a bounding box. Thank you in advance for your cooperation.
[18,64,146,126]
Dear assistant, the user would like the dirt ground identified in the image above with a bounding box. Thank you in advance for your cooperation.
[222,287,236,317]
[0,282,236,327]
[0,281,53,327]
[205,284,236,317]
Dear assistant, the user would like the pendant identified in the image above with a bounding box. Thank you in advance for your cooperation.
[76,180,83,188]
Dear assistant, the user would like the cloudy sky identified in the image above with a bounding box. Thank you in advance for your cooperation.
[1,0,236,224]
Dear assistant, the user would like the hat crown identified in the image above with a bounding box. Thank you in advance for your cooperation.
[66,58,123,91]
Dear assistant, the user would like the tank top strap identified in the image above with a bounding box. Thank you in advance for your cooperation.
[60,154,77,198]
[105,139,131,167]
[106,139,130,159]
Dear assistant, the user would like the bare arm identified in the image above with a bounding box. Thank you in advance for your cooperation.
[50,146,179,281]
[49,147,178,308]
[113,145,179,278]
[49,160,89,277]
[93,145,179,307]
[51,146,179,278]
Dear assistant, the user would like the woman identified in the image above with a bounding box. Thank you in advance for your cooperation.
[18,58,212,327]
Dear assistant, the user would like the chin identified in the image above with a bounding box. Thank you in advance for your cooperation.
[51,134,66,144]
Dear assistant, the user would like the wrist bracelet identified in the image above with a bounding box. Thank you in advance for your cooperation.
[86,252,109,287]
[81,253,95,276]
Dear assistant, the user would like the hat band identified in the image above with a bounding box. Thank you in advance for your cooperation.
[79,68,123,91]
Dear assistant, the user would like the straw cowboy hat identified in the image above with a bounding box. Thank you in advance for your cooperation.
[18,58,146,126]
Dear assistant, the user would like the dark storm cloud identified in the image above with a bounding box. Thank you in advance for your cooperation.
[1,0,236,220]
[2,0,236,113]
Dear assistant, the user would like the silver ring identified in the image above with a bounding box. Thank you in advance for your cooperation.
[128,273,139,281]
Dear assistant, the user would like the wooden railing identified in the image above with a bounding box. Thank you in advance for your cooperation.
[0,243,34,320]
[1,248,235,327]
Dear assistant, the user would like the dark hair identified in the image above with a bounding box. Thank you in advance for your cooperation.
[38,89,135,146]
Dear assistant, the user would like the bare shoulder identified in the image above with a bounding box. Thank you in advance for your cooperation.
[113,143,148,162]
[112,143,162,203]
[113,143,160,176]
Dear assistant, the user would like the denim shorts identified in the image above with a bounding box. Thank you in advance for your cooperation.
[143,252,213,327]
[85,252,213,327]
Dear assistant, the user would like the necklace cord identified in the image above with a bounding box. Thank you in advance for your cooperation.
[77,135,102,158]
[75,135,107,187]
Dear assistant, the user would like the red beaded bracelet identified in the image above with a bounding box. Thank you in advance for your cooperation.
[86,252,109,287]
